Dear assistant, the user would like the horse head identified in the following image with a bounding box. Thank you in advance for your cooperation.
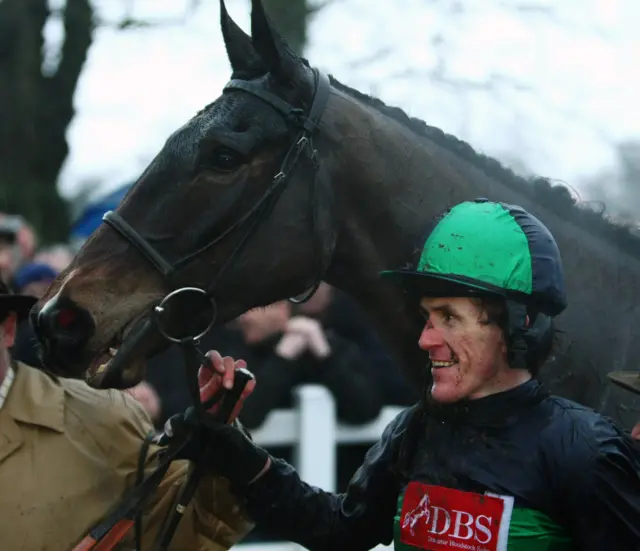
[31,0,342,388]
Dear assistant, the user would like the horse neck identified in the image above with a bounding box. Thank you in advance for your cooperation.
[322,90,477,385]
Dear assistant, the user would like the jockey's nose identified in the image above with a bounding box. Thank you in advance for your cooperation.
[418,319,445,351]
[32,294,95,360]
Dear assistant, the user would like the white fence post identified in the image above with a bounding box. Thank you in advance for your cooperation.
[293,385,337,493]
[239,385,398,551]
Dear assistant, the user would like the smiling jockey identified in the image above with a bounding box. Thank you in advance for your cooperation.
[189,199,640,551]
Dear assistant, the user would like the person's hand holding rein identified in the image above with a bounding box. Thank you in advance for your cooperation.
[632,421,640,440]
[160,349,271,487]
[199,350,256,423]
[199,350,271,485]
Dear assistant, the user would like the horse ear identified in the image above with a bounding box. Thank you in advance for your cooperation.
[220,0,264,76]
[250,0,304,82]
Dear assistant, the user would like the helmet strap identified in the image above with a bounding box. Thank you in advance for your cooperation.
[505,300,553,371]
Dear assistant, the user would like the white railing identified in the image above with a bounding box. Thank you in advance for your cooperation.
[236,384,402,551]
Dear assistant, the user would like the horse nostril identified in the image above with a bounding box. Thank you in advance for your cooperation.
[37,295,96,351]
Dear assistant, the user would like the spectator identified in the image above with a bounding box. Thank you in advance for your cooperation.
[12,262,58,298]
[33,243,74,273]
[293,285,418,493]
[10,262,60,369]
[309,286,418,407]
[0,276,255,549]
[0,214,37,281]
[0,215,23,282]
[229,295,385,430]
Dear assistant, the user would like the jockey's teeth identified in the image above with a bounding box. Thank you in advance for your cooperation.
[431,360,456,368]
[109,347,118,356]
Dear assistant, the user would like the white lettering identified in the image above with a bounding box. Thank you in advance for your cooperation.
[451,510,474,540]
[429,506,451,535]
[475,515,492,544]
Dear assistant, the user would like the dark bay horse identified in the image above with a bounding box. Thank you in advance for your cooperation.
[32,0,640,428]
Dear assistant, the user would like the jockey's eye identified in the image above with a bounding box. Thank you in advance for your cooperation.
[209,147,244,173]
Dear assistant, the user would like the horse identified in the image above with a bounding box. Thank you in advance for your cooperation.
[31,0,640,429]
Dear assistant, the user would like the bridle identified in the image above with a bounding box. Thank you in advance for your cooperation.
[72,68,333,551]
[97,67,333,389]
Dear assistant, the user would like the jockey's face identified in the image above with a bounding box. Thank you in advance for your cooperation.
[418,296,528,403]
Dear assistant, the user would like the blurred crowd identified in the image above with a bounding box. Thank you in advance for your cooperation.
[1,210,418,541]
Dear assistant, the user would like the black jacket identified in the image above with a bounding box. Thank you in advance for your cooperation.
[241,380,640,550]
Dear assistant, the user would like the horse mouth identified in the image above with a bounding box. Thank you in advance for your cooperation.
[85,347,146,390]
[84,315,160,390]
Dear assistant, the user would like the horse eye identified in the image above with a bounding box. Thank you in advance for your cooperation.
[209,147,243,172]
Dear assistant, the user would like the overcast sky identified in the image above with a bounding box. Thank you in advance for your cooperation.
[46,0,640,204]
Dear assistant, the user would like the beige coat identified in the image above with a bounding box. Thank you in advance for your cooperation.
[0,362,254,550]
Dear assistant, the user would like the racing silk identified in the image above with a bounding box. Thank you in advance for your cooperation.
[242,380,640,550]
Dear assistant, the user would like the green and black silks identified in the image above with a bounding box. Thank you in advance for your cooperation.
[239,380,640,550]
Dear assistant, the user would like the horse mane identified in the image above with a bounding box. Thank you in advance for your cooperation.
[328,76,640,260]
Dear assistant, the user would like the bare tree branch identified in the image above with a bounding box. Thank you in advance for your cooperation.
[48,0,202,31]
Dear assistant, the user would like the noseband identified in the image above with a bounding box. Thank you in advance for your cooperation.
[75,69,333,551]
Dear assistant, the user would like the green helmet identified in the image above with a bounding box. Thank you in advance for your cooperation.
[380,199,567,317]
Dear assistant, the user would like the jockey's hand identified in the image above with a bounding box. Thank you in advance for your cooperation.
[199,350,256,423]
[198,350,269,486]
[632,421,640,440]
[158,351,270,486]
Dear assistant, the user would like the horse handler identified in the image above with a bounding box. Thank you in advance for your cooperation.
[182,200,640,550]
[0,277,256,550]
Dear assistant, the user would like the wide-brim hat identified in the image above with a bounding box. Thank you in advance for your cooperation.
[0,279,38,322]
[607,370,640,396]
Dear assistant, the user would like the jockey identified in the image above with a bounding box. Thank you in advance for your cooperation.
[0,277,255,550]
[191,199,640,550]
